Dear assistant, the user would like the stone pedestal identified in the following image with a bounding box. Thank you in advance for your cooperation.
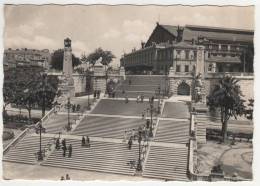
[93,59,106,93]
[119,66,126,80]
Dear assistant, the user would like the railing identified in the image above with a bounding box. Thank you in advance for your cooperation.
[205,72,254,78]
[3,128,29,155]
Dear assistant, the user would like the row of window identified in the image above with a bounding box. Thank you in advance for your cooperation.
[125,51,153,65]
[207,44,242,51]
[176,64,195,72]
[158,49,196,61]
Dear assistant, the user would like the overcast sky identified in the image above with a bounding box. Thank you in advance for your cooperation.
[4,5,254,66]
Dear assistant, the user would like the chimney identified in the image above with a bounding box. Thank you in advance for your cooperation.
[177,25,184,42]
[141,41,145,49]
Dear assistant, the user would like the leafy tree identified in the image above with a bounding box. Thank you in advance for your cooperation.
[35,74,59,117]
[50,49,81,70]
[3,82,15,117]
[3,66,58,123]
[86,47,115,67]
[207,75,246,142]
[20,86,38,124]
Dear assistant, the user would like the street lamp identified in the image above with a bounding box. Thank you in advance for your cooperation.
[147,99,156,137]
[136,128,143,171]
[41,72,48,118]
[66,97,72,131]
[155,86,161,114]
[35,121,45,161]
[86,72,91,110]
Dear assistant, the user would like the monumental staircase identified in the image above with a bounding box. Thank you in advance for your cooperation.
[115,75,168,98]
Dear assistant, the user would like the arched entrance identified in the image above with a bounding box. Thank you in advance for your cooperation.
[177,81,190,95]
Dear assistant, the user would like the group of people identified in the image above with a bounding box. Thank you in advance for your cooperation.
[136,94,144,103]
[71,104,81,112]
[55,138,72,158]
[81,136,90,147]
[93,90,101,99]
[60,174,70,180]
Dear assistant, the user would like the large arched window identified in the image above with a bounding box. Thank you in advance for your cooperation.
[177,81,190,95]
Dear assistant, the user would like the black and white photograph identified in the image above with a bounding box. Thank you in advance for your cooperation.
[1,2,256,183]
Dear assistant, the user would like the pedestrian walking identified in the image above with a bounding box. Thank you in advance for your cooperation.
[128,137,132,150]
[68,144,72,158]
[62,138,66,148]
[125,96,129,104]
[62,145,67,157]
[55,138,60,150]
[141,94,144,102]
[142,112,145,120]
[66,174,70,180]
[94,90,97,99]
[81,136,86,146]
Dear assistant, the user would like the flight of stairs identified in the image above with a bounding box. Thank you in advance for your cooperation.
[3,135,52,164]
[72,116,145,139]
[154,120,190,144]
[42,139,139,176]
[142,145,189,181]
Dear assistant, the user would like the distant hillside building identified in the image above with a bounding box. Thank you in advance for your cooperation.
[120,23,254,75]
[3,48,51,69]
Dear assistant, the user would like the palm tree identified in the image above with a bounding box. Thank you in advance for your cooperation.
[207,75,246,142]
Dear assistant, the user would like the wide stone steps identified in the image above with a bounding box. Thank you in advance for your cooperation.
[72,116,144,139]
[3,135,52,164]
[43,115,79,134]
[114,91,156,98]
[116,84,161,92]
[154,120,190,144]
[143,145,189,181]
[42,139,139,176]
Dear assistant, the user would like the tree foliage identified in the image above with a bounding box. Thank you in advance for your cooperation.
[50,49,81,70]
[3,66,58,123]
[207,75,246,142]
[85,47,115,66]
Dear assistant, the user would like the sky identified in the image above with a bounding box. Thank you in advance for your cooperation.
[4,5,254,67]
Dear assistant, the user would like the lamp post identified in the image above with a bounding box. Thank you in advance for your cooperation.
[66,97,72,131]
[41,72,47,118]
[136,128,142,171]
[155,86,161,114]
[147,99,155,137]
[37,121,43,161]
[86,72,91,110]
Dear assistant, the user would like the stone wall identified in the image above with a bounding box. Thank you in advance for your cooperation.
[72,74,87,95]
[169,76,193,95]
[204,75,254,103]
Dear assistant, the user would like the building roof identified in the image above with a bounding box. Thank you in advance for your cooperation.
[160,24,179,36]
[183,27,253,43]
[158,23,254,43]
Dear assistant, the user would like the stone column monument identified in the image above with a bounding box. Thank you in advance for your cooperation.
[192,45,207,112]
[63,38,73,77]
[58,38,75,99]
